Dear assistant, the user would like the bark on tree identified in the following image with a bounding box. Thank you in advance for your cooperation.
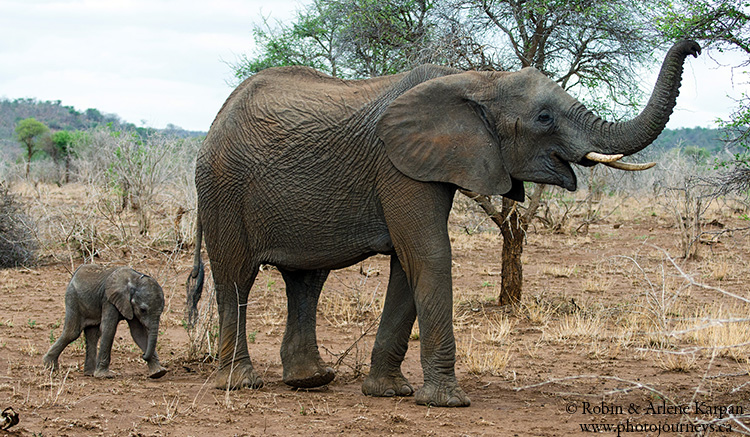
[499,197,523,305]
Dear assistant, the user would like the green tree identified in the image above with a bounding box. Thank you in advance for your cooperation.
[15,118,49,179]
[232,0,435,81]
[51,130,76,183]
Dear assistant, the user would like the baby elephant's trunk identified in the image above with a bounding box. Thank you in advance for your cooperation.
[142,319,160,362]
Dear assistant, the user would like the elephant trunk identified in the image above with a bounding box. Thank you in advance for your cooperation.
[142,319,160,362]
[575,40,700,158]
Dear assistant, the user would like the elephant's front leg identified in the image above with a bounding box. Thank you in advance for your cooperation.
[94,306,120,378]
[279,268,335,388]
[409,252,470,407]
[362,254,415,397]
[382,184,469,407]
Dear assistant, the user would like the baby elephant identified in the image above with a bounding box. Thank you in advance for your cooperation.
[43,265,168,379]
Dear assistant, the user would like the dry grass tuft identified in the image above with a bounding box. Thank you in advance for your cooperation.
[544,313,603,342]
[482,315,514,346]
[458,332,512,377]
[582,276,613,293]
[656,352,698,372]
[684,313,750,363]
[541,264,578,278]
[521,296,556,326]
[146,395,182,425]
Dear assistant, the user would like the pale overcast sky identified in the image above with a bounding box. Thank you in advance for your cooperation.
[0,0,746,132]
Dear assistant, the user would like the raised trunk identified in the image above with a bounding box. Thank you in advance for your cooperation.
[577,40,700,157]
[142,319,159,361]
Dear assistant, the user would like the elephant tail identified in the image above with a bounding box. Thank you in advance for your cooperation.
[186,216,204,329]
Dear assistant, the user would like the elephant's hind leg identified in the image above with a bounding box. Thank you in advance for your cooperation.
[362,255,415,397]
[214,264,264,390]
[279,268,335,388]
[43,318,82,371]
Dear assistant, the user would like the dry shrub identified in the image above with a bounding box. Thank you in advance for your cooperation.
[184,280,219,362]
[0,182,37,267]
[70,127,200,249]
[319,264,385,377]
[14,127,202,266]
[320,264,385,327]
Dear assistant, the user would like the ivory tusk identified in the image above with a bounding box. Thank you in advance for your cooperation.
[584,152,624,163]
[603,160,656,171]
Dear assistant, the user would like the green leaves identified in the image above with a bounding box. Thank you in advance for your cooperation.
[654,0,750,52]
[15,117,48,146]
[231,0,434,81]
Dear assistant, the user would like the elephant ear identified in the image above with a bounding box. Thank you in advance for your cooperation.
[105,270,134,320]
[376,72,514,197]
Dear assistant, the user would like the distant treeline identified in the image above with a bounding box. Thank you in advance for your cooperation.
[650,126,734,154]
[0,98,204,148]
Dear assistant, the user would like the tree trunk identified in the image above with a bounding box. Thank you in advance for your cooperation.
[64,155,71,184]
[460,184,547,307]
[25,149,31,179]
[499,197,523,305]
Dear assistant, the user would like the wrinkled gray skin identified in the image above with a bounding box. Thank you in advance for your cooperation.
[187,40,700,407]
[44,265,167,379]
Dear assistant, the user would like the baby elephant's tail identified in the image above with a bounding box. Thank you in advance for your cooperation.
[186,217,204,329]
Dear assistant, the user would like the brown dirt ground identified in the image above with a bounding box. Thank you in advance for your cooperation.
[1,184,750,436]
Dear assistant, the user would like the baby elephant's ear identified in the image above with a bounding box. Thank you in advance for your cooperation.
[106,274,134,320]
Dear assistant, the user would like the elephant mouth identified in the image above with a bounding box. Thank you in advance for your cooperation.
[554,153,577,191]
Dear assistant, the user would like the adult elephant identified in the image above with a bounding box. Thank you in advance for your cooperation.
[187,40,700,407]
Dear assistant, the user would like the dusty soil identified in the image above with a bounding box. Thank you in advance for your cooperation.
[1,184,750,436]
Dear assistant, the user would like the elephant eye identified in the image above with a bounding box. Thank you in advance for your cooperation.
[537,112,553,124]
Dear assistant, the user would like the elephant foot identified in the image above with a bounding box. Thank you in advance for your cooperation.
[42,354,58,371]
[282,362,335,388]
[215,361,264,390]
[93,369,117,379]
[148,366,168,379]
[83,361,96,376]
[415,381,470,407]
[362,371,414,397]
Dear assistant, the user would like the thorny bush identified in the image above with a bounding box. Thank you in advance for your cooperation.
[0,182,37,267]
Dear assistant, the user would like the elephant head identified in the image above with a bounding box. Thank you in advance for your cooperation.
[106,269,165,362]
[376,40,701,200]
